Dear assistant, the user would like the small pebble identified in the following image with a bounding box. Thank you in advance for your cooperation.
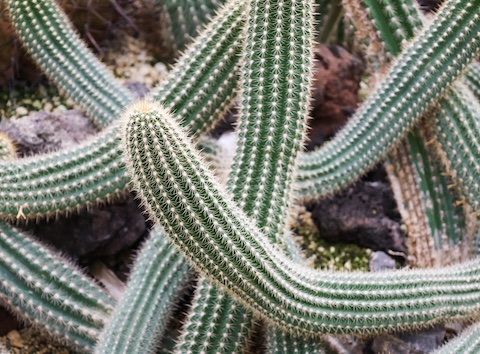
[43,102,53,112]
[7,330,24,348]
[15,106,28,116]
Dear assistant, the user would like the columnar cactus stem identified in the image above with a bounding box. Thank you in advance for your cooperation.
[6,0,134,128]
[295,0,480,200]
[174,278,254,354]
[151,0,246,136]
[0,223,114,352]
[95,228,190,354]
[158,0,227,55]
[228,0,314,240]
[123,101,480,336]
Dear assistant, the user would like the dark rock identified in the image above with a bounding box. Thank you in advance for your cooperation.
[397,326,446,353]
[417,0,446,12]
[0,110,97,157]
[309,180,406,254]
[369,326,445,354]
[0,307,21,336]
[369,251,396,272]
[307,44,364,150]
[123,81,150,98]
[1,109,147,262]
[30,194,147,263]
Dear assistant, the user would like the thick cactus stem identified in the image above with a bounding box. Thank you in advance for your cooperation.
[124,100,480,336]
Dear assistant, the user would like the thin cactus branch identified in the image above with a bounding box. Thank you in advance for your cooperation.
[295,0,480,200]
[6,0,134,128]
[94,228,191,354]
[0,223,114,352]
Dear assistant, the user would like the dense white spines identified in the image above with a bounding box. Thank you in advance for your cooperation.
[0,223,114,352]
[6,0,133,127]
[94,228,190,354]
[296,0,480,200]
[124,100,480,336]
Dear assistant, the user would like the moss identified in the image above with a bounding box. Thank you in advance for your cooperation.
[0,84,77,119]
[291,208,371,271]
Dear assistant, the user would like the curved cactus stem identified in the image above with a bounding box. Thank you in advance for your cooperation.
[0,223,114,352]
[124,100,480,336]
[158,0,227,55]
[433,322,480,354]
[361,0,476,265]
[94,227,191,354]
[6,0,134,128]
[295,0,480,200]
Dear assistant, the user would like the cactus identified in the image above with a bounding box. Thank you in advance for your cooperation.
[6,0,134,128]
[94,228,190,354]
[3,0,480,352]
[0,222,114,352]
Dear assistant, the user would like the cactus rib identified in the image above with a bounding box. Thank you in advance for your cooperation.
[0,223,114,352]
[0,0,246,221]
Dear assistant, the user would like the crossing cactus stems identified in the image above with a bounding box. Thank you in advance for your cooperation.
[3,0,480,351]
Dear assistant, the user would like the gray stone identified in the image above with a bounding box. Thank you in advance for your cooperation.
[369,251,396,272]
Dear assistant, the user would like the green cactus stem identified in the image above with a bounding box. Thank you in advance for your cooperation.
[0,0,247,221]
[6,0,134,128]
[295,0,480,200]
[151,0,246,136]
[361,0,475,265]
[158,0,227,55]
[94,227,190,354]
[0,222,114,352]
[123,100,480,336]
[433,85,480,212]
[433,322,480,354]
[174,278,254,354]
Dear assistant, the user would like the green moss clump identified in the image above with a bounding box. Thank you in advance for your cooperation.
[291,208,371,271]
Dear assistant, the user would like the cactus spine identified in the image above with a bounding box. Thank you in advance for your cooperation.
[0,223,114,351]
[7,0,134,128]
[94,228,190,354]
